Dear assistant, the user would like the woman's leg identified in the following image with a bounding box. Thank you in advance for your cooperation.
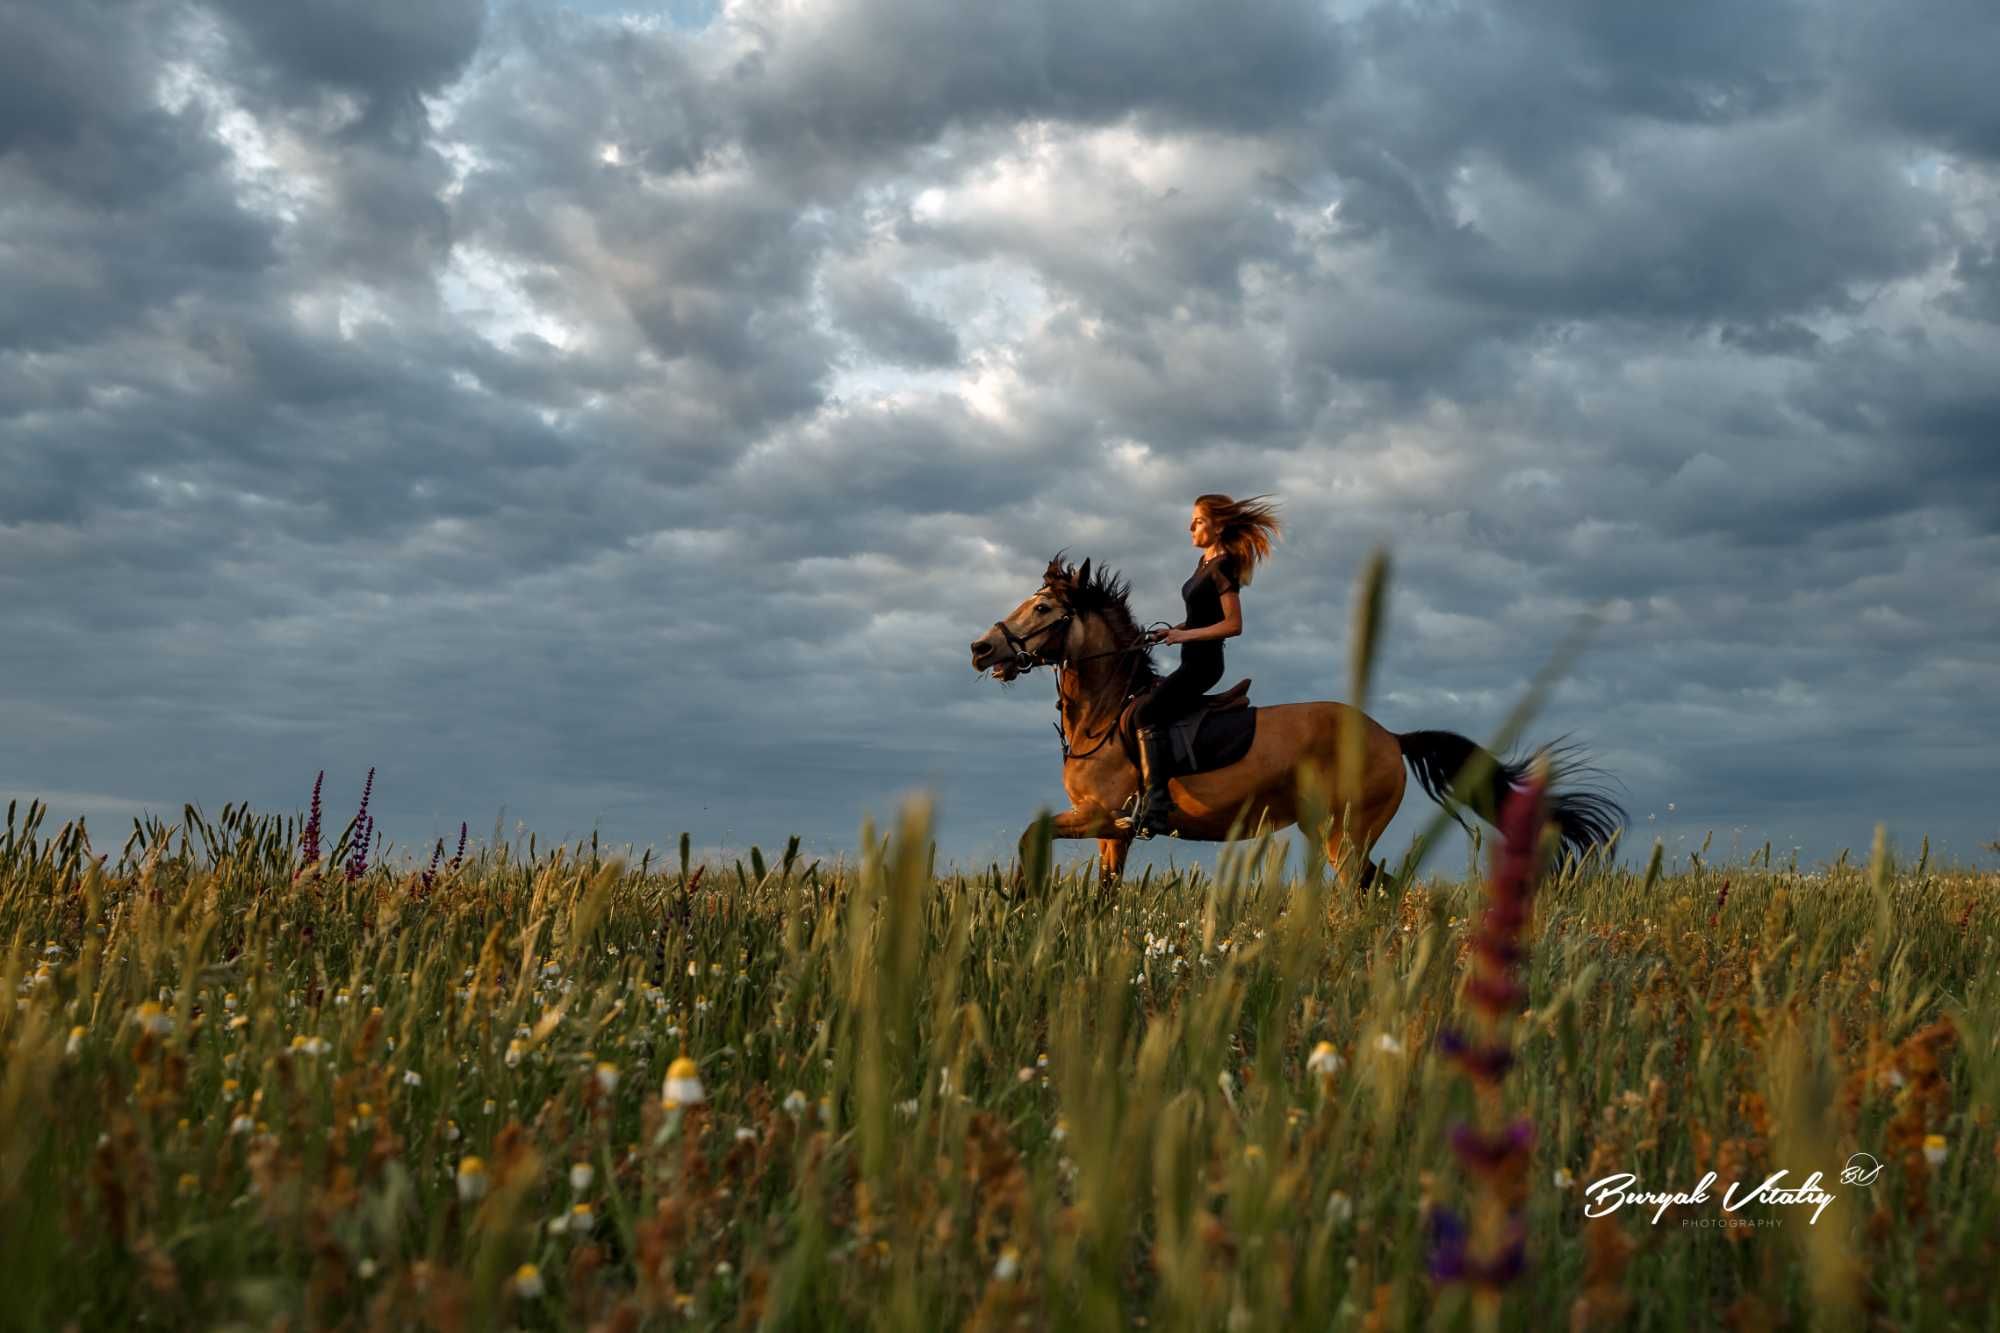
[1137,657,1224,728]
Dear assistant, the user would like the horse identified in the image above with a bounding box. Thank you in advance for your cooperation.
[968,554,1625,894]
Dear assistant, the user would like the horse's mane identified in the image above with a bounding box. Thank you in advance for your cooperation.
[1043,551,1162,688]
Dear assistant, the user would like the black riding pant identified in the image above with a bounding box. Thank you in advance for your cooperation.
[1136,649,1223,729]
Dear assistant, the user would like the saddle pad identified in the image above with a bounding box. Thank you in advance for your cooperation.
[1165,706,1258,777]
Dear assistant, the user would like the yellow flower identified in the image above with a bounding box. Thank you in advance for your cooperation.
[662,1055,706,1106]
[1307,1041,1343,1079]
[594,1062,620,1094]
[993,1245,1021,1280]
[457,1156,488,1202]
[512,1264,544,1298]
[1923,1134,1947,1167]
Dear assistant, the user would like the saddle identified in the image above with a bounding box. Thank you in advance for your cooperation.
[1118,678,1259,778]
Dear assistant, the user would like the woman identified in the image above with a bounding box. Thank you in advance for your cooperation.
[1118,493,1282,839]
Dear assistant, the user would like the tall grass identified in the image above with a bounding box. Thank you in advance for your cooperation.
[0,795,1994,1330]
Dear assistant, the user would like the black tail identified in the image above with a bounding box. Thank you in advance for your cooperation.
[1397,729,1626,863]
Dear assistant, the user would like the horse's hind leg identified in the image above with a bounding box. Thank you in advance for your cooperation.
[1324,735,1407,900]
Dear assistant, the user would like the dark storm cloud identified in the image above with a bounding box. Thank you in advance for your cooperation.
[4,0,1998,873]
[208,0,485,130]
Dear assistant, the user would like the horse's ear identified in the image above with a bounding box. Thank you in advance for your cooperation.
[1075,557,1092,588]
[1044,553,1067,584]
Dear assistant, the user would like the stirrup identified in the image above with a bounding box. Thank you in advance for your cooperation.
[1115,787,1176,839]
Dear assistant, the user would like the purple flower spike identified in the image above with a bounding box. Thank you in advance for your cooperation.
[1435,1027,1517,1083]
[1427,1206,1469,1282]
[345,768,376,882]
[1470,1226,1529,1289]
[301,770,324,867]
[1449,1118,1536,1172]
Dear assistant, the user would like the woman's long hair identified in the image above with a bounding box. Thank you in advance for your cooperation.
[1195,493,1282,586]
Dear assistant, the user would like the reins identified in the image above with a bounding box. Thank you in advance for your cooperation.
[992,602,1169,761]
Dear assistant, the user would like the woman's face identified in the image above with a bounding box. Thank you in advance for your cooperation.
[1189,505,1216,548]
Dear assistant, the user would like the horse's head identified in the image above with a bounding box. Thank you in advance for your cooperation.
[971,554,1160,688]
[969,555,1091,682]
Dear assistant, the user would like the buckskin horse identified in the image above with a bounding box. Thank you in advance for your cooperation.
[968,555,1624,893]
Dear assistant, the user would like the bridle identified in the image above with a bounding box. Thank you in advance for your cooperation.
[990,591,1167,760]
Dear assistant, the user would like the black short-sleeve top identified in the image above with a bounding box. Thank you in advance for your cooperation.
[1179,553,1239,664]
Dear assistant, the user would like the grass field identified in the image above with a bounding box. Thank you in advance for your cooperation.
[1,791,1994,1331]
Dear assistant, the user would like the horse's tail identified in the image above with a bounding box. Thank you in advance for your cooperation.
[1396,729,1625,862]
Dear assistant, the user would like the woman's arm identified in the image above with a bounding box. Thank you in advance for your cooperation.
[1170,592,1242,642]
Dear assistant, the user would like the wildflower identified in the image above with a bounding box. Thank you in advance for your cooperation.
[1037,1053,1049,1069]
[481,1098,496,1116]
[1553,1167,1575,1189]
[662,1056,706,1106]
[548,1212,570,1235]
[354,1102,375,1128]
[456,1157,488,1202]
[135,1002,173,1037]
[445,1120,461,1141]
[568,1203,595,1234]
[594,1062,620,1094]
[334,988,350,1007]
[1924,1134,1947,1167]
[1373,1033,1404,1057]
[231,1115,254,1135]
[403,1070,422,1087]
[512,1264,544,1299]
[358,1258,378,1280]
[734,1126,756,1143]
[66,1026,84,1056]
[345,767,376,882]
[895,1098,920,1117]
[290,1034,329,1057]
[1051,1117,1068,1143]
[715,1261,733,1278]
[570,1162,593,1193]
[505,1039,526,1068]
[301,770,324,865]
[1307,1041,1343,1079]
[178,1172,199,1198]
[1244,1144,1267,1169]
[1326,1190,1354,1224]
[1449,1119,1535,1179]
[994,1245,1021,1280]
[783,1089,809,1117]
[1018,1066,1036,1083]
[223,993,238,1011]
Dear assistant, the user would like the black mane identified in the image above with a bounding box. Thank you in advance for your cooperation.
[1043,551,1162,688]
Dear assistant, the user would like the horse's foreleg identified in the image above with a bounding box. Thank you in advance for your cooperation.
[1097,836,1132,889]
[1014,806,1124,893]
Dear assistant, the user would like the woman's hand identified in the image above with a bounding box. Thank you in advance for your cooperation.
[1155,626,1185,645]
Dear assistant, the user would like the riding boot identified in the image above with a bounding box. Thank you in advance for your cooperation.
[1125,725,1175,839]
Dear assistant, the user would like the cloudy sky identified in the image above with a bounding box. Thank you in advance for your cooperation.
[6,0,1997,877]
